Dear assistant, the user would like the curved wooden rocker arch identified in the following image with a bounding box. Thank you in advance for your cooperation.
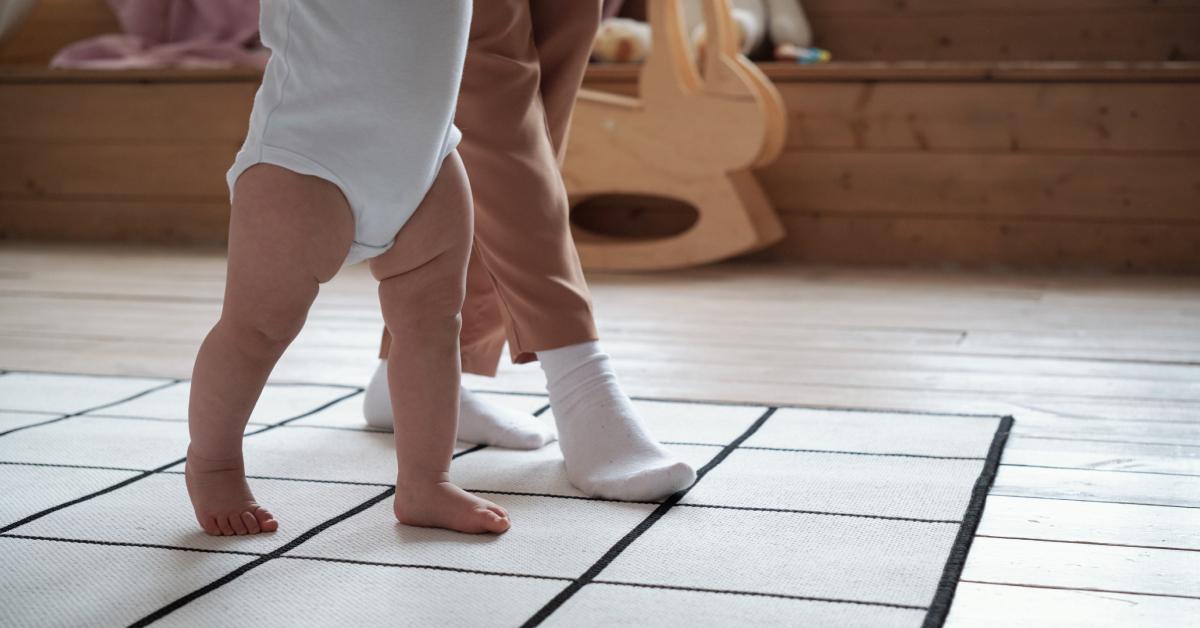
[564,0,788,271]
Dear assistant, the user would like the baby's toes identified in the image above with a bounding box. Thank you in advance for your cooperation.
[229,514,249,535]
[486,504,509,519]
[478,507,511,534]
[254,507,279,532]
[199,516,221,536]
[217,516,236,536]
[241,511,261,534]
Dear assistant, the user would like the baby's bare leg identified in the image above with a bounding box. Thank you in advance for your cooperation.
[370,152,509,534]
[187,164,354,536]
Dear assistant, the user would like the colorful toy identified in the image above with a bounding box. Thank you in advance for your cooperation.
[592,0,826,63]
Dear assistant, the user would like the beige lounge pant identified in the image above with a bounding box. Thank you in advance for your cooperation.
[380,0,602,376]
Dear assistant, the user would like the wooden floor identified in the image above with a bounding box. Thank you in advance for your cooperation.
[1,243,1197,626]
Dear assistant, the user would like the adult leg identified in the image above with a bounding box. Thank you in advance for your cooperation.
[466,0,694,501]
[372,0,604,373]
[186,164,353,536]
[456,0,598,365]
[367,0,694,501]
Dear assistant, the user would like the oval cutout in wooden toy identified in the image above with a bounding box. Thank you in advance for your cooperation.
[571,194,699,241]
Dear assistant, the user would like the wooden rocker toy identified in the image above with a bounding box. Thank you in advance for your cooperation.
[564,0,788,271]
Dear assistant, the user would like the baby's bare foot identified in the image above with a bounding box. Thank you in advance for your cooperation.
[185,447,278,536]
[394,480,510,534]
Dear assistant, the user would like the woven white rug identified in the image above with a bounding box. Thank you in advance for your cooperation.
[0,370,1010,627]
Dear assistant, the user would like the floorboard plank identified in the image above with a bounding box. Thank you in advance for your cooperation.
[1005,409,1200,444]
[1001,433,1200,475]
[961,537,1200,598]
[977,495,1200,550]
[946,582,1200,628]
[991,465,1200,508]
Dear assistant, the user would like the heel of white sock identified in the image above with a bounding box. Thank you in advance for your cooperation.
[362,360,395,430]
[456,388,557,450]
[362,360,555,448]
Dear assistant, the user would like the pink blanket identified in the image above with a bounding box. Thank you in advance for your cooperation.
[51,0,267,70]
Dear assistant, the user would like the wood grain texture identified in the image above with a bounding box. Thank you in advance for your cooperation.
[1006,409,1200,445]
[991,465,1200,507]
[0,199,229,244]
[1001,433,1200,475]
[0,82,257,142]
[762,214,1200,272]
[947,582,1200,628]
[759,151,1200,220]
[1005,399,1200,423]
[977,495,1200,550]
[961,536,1200,598]
[578,63,1200,271]
[773,82,1200,152]
[0,143,234,199]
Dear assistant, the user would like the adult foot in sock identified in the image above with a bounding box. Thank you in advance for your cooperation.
[363,360,556,449]
[539,341,696,502]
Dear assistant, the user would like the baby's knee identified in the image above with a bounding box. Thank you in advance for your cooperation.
[379,273,465,335]
[217,305,307,359]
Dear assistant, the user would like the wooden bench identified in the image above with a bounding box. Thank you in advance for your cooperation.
[2,0,1198,271]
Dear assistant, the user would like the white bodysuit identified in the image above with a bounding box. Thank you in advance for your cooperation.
[227,0,471,265]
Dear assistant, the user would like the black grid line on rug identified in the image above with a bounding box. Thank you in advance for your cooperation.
[0,370,1012,627]
[128,440,500,626]
[588,580,931,610]
[0,378,180,438]
[129,486,399,627]
[520,407,779,626]
[0,460,980,525]
[0,383,365,534]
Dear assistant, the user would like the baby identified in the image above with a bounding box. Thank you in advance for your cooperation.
[185,0,510,535]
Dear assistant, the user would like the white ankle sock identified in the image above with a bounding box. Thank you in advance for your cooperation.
[538,341,695,501]
[362,360,556,449]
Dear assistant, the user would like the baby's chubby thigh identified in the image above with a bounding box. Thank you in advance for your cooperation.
[370,151,474,318]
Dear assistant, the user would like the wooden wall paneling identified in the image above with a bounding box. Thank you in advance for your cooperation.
[0,143,235,199]
[806,12,1200,61]
[765,214,1200,272]
[0,82,257,142]
[758,151,1200,221]
[0,199,229,244]
[772,82,1200,152]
